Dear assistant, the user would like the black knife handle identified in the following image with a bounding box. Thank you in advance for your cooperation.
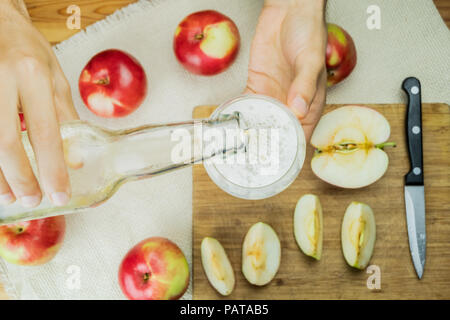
[402,77,424,186]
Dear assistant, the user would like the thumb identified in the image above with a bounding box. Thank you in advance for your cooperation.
[287,58,322,118]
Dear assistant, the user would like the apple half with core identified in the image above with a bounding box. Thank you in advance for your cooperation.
[341,202,376,269]
[242,222,281,286]
[201,237,235,296]
[326,23,357,87]
[310,106,395,188]
[174,10,240,75]
[0,216,66,266]
[118,237,189,300]
[294,194,323,260]
[79,49,148,118]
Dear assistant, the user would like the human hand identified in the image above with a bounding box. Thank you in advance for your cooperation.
[246,0,327,141]
[0,0,78,207]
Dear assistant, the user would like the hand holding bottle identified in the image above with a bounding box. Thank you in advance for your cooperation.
[0,0,78,208]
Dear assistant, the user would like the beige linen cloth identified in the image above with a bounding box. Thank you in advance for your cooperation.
[0,0,449,299]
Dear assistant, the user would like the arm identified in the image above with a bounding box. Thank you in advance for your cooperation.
[246,0,327,141]
[0,0,78,207]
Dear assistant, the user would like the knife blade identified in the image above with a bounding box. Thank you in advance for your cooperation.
[402,77,426,279]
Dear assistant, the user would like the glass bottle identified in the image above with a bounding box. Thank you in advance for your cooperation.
[0,112,246,225]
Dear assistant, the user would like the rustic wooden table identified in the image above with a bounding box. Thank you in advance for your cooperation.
[0,0,448,300]
[24,0,450,45]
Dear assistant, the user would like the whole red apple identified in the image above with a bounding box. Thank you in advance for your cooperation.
[118,237,189,300]
[174,10,240,76]
[0,216,66,266]
[326,23,357,87]
[79,49,148,118]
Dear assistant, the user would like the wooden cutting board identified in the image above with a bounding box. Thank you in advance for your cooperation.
[193,103,450,300]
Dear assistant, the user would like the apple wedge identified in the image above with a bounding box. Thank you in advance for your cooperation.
[201,237,235,296]
[310,106,395,188]
[341,202,376,269]
[294,194,323,260]
[242,222,281,286]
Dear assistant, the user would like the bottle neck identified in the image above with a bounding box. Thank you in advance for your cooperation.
[110,112,247,179]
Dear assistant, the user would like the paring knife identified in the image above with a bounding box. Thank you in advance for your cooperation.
[402,77,426,279]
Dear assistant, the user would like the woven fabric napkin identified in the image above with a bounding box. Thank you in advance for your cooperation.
[0,0,448,299]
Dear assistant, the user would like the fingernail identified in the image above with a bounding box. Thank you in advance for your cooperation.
[51,192,69,206]
[291,96,308,117]
[20,195,41,208]
[0,193,14,205]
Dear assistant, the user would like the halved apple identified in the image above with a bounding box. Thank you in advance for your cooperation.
[341,202,376,269]
[294,194,323,260]
[310,106,395,188]
[201,237,235,296]
[242,222,281,286]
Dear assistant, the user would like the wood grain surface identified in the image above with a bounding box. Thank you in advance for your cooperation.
[23,0,450,45]
[25,0,139,44]
[193,103,450,300]
[434,0,450,27]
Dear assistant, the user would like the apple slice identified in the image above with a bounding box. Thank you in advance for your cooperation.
[201,237,235,296]
[242,222,281,286]
[341,202,376,269]
[294,194,323,260]
[311,106,395,188]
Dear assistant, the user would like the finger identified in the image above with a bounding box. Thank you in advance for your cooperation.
[245,68,286,103]
[0,169,16,205]
[53,64,79,122]
[18,63,71,206]
[287,56,324,118]
[243,86,255,95]
[299,70,327,142]
[0,81,42,207]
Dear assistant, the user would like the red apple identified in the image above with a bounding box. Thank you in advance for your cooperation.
[19,112,26,131]
[326,23,357,87]
[118,237,189,300]
[174,10,240,75]
[79,49,148,118]
[0,216,66,266]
